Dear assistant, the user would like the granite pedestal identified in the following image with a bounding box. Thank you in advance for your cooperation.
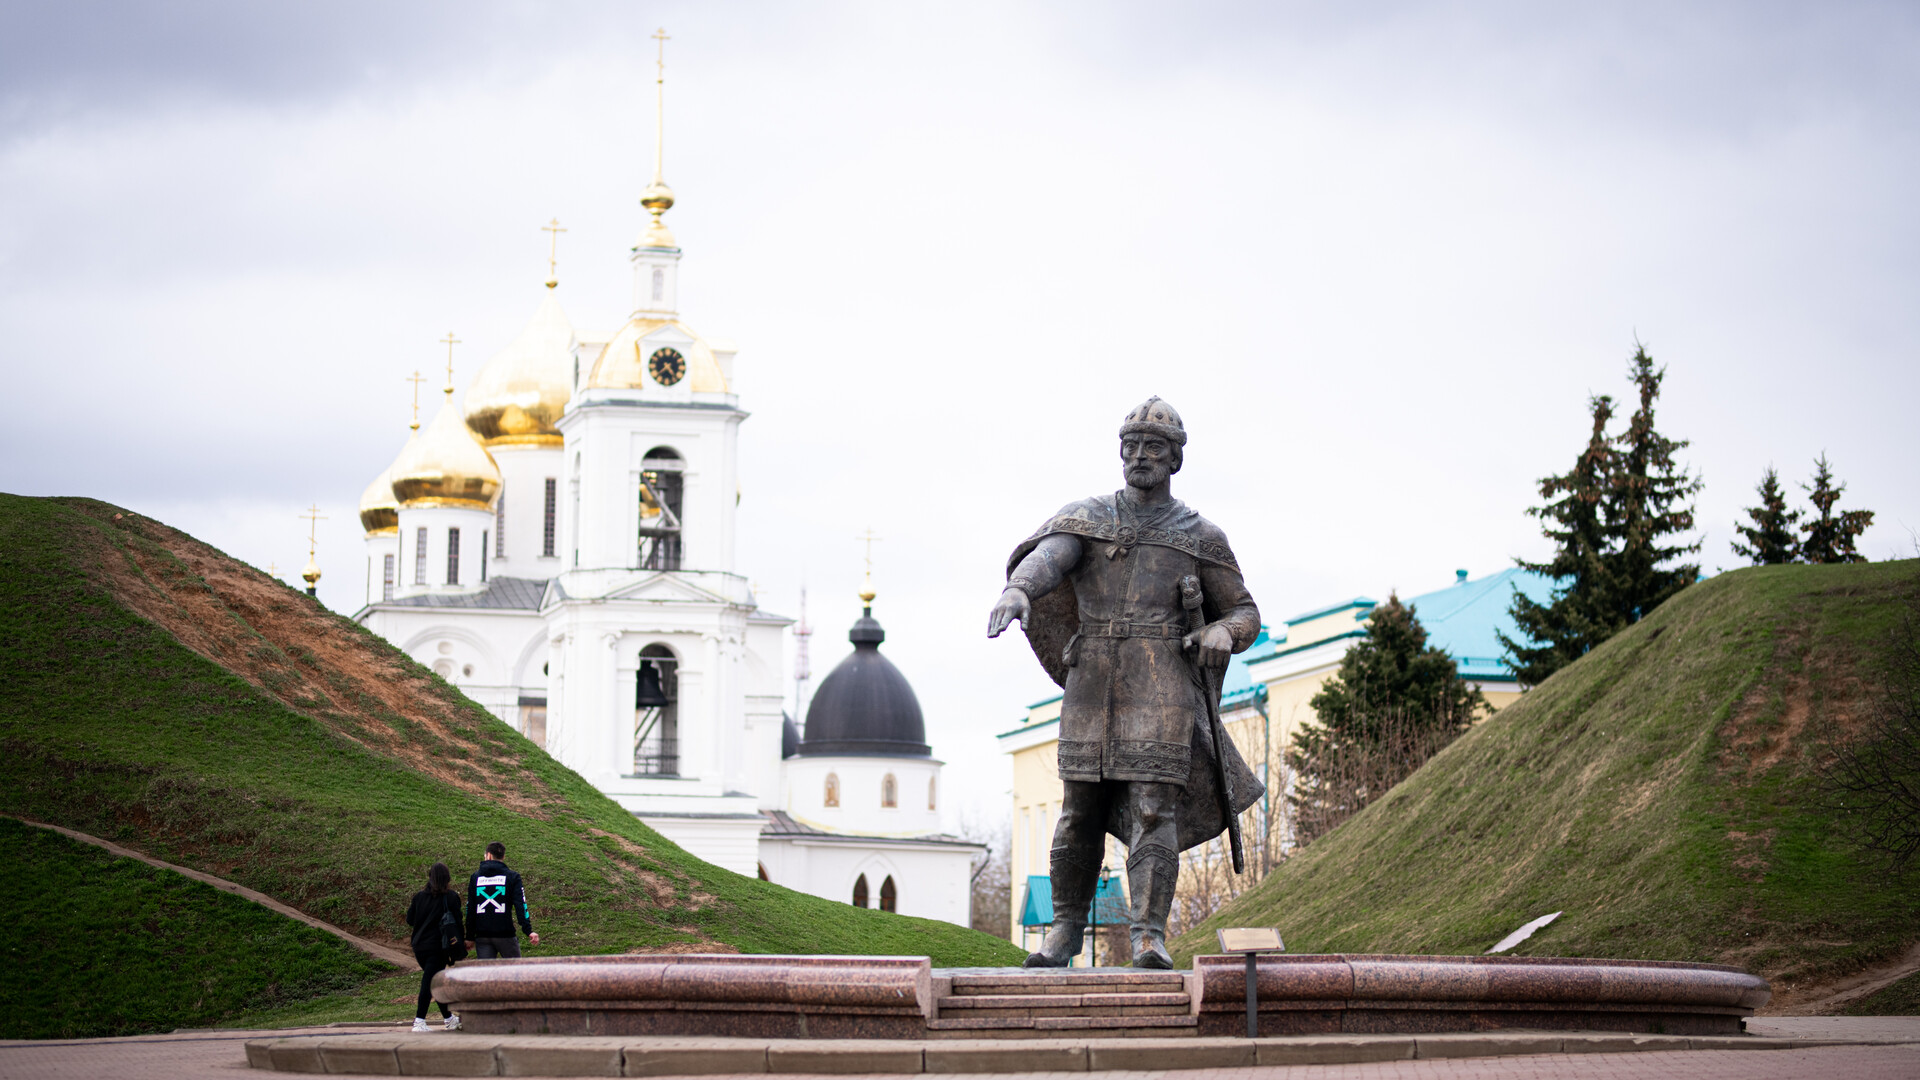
[429,953,1768,1039]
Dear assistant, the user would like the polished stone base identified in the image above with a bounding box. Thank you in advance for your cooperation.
[431,953,1769,1040]
[1192,954,1768,1037]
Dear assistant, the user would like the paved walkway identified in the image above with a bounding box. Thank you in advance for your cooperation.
[3,1019,1913,1079]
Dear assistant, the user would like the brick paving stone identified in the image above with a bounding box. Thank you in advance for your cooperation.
[625,1042,772,1077]
[923,1043,1087,1073]
[1748,1016,1920,1043]
[3,1026,1917,1080]
[490,1036,625,1077]
[395,1038,500,1076]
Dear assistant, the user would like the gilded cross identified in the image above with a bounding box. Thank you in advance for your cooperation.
[542,218,567,287]
[856,527,882,602]
[405,370,427,428]
[299,505,328,552]
[439,333,462,394]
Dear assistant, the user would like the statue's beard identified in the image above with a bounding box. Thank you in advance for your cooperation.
[1126,463,1170,489]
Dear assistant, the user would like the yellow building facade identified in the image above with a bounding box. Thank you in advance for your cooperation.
[997,567,1551,946]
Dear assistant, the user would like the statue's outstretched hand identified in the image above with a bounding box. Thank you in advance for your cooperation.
[1185,623,1233,669]
[987,588,1031,638]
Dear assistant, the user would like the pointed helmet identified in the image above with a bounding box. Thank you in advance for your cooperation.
[1118,396,1187,446]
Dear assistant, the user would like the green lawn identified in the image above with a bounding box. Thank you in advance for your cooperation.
[1,817,392,1039]
[0,495,1021,1037]
[1847,971,1920,1016]
[1172,560,1920,997]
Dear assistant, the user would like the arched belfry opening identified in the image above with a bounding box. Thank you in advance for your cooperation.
[851,873,869,908]
[638,446,684,570]
[633,643,679,776]
[879,875,897,913]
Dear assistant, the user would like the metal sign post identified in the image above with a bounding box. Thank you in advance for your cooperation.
[1216,928,1285,1038]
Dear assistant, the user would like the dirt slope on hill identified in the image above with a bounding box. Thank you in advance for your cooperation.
[1171,561,1920,1008]
[0,495,1021,973]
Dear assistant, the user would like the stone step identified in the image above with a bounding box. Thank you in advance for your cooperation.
[947,973,1187,996]
[938,992,1193,1018]
[925,1014,1200,1036]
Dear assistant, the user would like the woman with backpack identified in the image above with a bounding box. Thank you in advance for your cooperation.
[404,862,469,1032]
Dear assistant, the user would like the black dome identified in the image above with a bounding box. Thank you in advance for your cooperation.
[781,712,800,759]
[799,609,929,757]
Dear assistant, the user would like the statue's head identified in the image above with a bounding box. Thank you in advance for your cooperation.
[1118,396,1186,490]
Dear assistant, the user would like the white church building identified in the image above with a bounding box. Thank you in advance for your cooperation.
[348,76,980,927]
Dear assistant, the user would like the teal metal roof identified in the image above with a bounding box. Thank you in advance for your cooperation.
[1236,569,1556,684]
[1401,568,1556,682]
[1017,873,1128,928]
[1283,597,1378,625]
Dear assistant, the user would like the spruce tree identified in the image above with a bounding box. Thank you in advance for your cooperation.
[1287,594,1484,844]
[1730,467,1800,565]
[1609,346,1702,620]
[1499,395,1619,687]
[1500,345,1701,687]
[1800,453,1875,563]
[1305,593,1486,740]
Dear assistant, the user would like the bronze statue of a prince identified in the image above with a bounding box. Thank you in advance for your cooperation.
[988,397,1263,969]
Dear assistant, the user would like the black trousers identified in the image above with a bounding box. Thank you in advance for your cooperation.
[474,936,521,959]
[414,950,453,1019]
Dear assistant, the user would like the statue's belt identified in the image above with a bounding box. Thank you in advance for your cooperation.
[1076,620,1188,640]
[1034,515,1239,572]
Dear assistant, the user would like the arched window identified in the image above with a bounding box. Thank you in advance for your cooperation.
[879,876,897,913]
[638,446,684,570]
[881,773,897,808]
[851,874,869,908]
[928,776,937,810]
[633,644,679,776]
[823,773,840,807]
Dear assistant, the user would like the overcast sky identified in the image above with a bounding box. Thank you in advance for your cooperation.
[3,1,1915,829]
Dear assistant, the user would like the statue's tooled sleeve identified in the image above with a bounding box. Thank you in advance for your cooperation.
[1199,560,1261,652]
[1006,533,1083,600]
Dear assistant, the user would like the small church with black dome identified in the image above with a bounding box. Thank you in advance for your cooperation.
[760,593,981,920]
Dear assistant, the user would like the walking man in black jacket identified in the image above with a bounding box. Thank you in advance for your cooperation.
[467,841,538,958]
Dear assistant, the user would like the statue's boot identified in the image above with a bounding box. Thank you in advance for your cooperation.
[1127,846,1178,969]
[1024,849,1095,968]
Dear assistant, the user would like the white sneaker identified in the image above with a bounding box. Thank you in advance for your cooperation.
[410,1018,430,1032]
[442,1015,462,1032]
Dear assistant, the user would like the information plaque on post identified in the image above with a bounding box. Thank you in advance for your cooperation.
[1216,928,1285,1038]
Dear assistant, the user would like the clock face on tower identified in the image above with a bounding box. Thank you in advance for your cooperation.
[647,347,687,387]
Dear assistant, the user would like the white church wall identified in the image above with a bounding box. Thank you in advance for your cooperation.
[354,607,545,730]
[782,756,944,837]
[486,444,563,580]
[637,813,763,879]
[756,838,978,927]
[361,532,399,608]
[393,504,496,597]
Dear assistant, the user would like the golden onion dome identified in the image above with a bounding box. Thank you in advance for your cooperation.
[391,396,502,509]
[357,430,413,534]
[463,290,575,446]
[583,318,729,393]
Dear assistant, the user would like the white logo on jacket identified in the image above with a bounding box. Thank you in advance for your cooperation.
[475,874,508,913]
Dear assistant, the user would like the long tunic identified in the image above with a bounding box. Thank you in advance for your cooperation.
[1006,493,1261,787]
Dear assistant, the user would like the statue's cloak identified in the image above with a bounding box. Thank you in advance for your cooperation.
[1006,494,1265,853]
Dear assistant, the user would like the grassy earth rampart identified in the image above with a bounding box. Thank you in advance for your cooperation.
[0,495,1020,1036]
[1172,560,1920,1010]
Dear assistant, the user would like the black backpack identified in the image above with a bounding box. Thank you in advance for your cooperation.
[437,893,467,961]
